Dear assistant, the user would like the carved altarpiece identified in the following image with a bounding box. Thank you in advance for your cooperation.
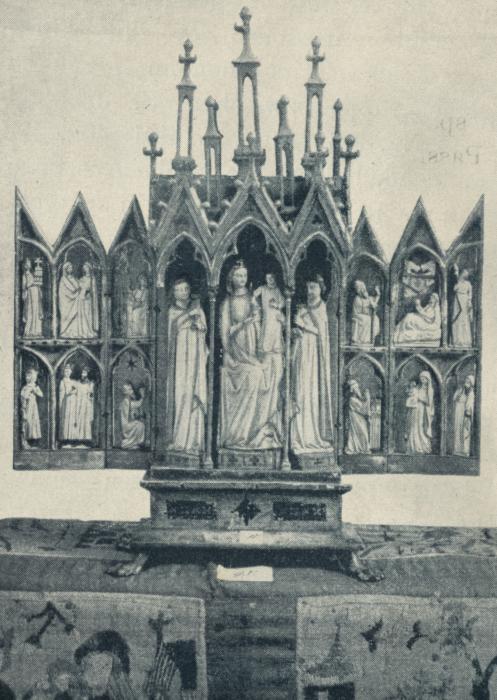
[13,8,483,578]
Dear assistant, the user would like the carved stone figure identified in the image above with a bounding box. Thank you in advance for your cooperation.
[451,266,473,347]
[351,280,380,345]
[59,364,94,444]
[291,273,333,454]
[453,374,475,456]
[394,293,441,346]
[75,367,94,442]
[22,258,44,337]
[59,364,79,442]
[220,260,283,450]
[58,260,99,338]
[120,383,146,449]
[405,371,434,454]
[20,368,43,448]
[166,278,208,454]
[344,380,371,454]
[253,271,285,354]
[126,273,149,337]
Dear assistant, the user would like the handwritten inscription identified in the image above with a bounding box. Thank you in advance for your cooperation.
[424,145,481,166]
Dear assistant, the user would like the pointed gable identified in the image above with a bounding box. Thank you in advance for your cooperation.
[15,188,52,254]
[352,207,386,264]
[109,197,148,254]
[53,192,105,261]
[392,197,444,268]
[153,178,210,252]
[291,179,349,258]
[218,180,288,241]
[447,195,484,257]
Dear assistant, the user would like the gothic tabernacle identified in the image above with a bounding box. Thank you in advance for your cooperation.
[14,8,483,577]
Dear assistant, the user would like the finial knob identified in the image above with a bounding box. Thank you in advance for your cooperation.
[247,132,257,152]
[148,132,159,147]
[205,95,218,109]
[334,98,343,111]
[311,36,321,52]
[183,38,193,55]
[240,6,252,22]
[345,134,356,148]
[278,95,289,108]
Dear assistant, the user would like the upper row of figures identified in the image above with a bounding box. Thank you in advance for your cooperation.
[19,243,477,349]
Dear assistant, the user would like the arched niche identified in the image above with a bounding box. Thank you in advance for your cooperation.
[214,225,287,463]
[55,347,102,448]
[56,242,103,340]
[446,356,477,458]
[19,350,51,450]
[19,242,52,339]
[393,355,441,455]
[111,346,152,450]
[346,254,387,347]
[343,355,385,455]
[392,246,445,348]
[110,243,153,339]
[447,245,479,349]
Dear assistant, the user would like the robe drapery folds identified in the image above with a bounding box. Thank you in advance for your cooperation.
[120,395,145,449]
[166,300,208,454]
[453,376,475,456]
[345,390,371,454]
[127,287,149,337]
[451,279,473,346]
[291,300,334,454]
[220,290,283,450]
[20,382,42,440]
[58,263,99,338]
[22,270,43,337]
[59,377,79,440]
[394,298,442,346]
[406,372,434,454]
[351,294,380,345]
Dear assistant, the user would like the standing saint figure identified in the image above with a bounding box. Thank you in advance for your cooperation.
[22,258,43,337]
[20,368,43,448]
[220,260,283,450]
[166,278,208,455]
[451,265,473,347]
[394,293,441,346]
[120,383,146,449]
[351,280,380,345]
[126,273,149,337]
[291,273,334,454]
[75,366,94,442]
[405,371,435,454]
[79,262,99,337]
[253,271,285,355]
[58,260,99,338]
[59,363,79,443]
[345,380,371,454]
[453,374,475,456]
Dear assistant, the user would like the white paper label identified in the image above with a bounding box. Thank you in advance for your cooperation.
[216,565,274,582]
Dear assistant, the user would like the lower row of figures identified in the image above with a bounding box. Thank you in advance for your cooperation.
[19,358,477,460]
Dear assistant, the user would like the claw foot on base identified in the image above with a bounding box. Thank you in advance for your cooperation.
[106,552,150,578]
[336,550,384,582]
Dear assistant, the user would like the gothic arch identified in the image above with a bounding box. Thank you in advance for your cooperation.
[156,232,212,287]
[396,353,443,386]
[344,352,385,379]
[110,343,151,370]
[446,353,476,381]
[54,345,104,376]
[20,348,54,379]
[212,217,290,286]
[290,230,344,287]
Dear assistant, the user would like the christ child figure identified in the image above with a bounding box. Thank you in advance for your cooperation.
[253,271,285,355]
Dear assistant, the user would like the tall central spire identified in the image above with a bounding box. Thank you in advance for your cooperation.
[302,36,328,180]
[232,7,266,178]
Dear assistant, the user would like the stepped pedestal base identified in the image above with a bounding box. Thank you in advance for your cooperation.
[107,467,383,582]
